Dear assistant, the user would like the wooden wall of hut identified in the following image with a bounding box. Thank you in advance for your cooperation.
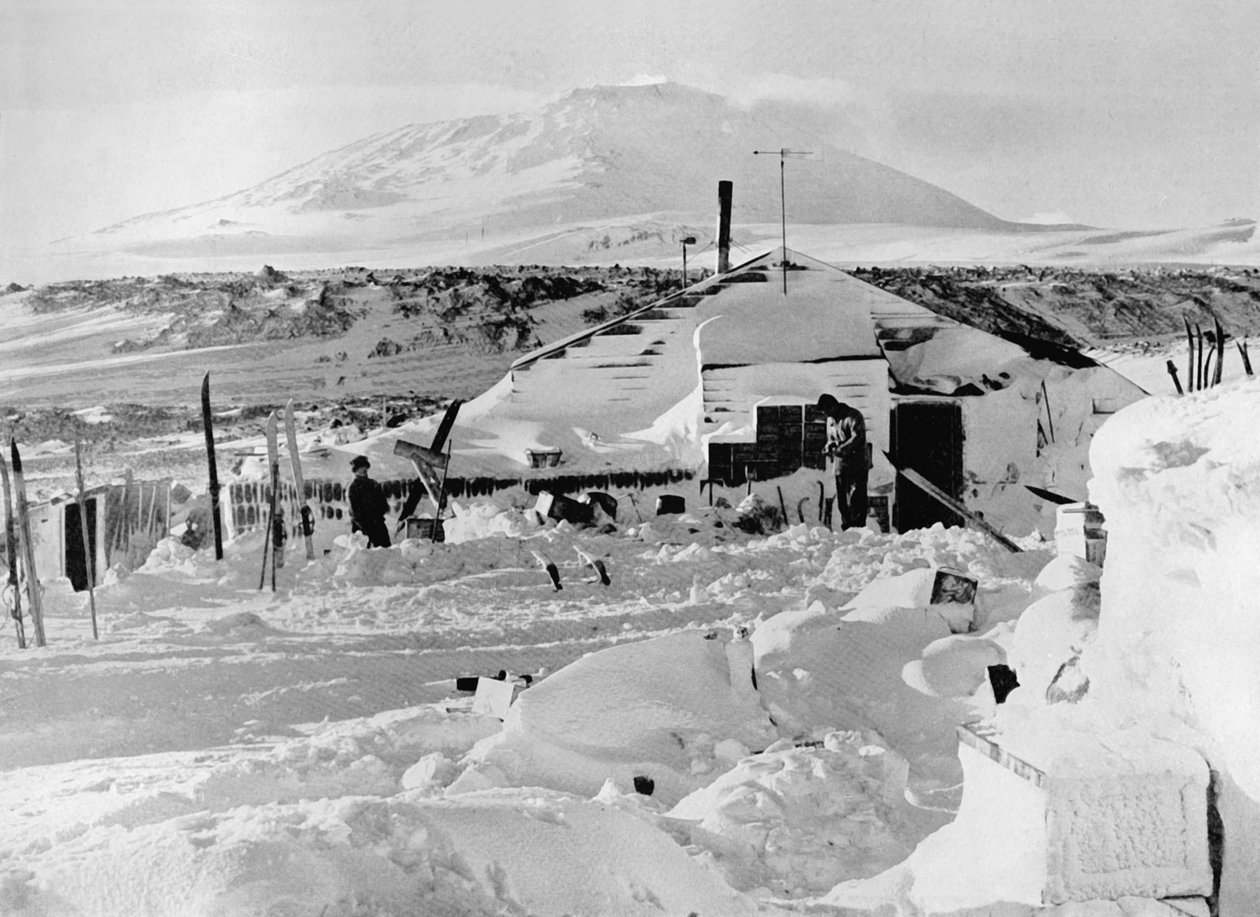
[103,478,172,569]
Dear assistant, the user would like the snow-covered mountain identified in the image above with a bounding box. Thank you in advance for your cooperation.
[44,80,1254,280]
[81,83,1022,253]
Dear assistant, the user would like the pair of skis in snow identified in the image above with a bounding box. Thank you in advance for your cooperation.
[201,375,315,591]
[2,437,101,647]
[1,441,43,647]
[257,400,317,590]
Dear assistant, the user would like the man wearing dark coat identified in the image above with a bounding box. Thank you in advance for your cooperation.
[348,455,391,548]
[817,394,869,530]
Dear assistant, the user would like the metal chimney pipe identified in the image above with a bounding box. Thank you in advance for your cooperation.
[716,180,733,274]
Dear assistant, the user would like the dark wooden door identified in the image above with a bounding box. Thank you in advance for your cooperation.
[65,499,97,592]
[891,401,964,532]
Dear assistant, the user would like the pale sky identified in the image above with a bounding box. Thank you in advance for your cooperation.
[3,0,1258,274]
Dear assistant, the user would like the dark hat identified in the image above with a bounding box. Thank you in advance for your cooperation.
[816,393,840,412]
[350,455,370,470]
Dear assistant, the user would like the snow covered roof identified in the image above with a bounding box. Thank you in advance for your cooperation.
[302,248,1128,482]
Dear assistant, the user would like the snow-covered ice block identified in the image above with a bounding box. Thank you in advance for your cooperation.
[954,726,1212,906]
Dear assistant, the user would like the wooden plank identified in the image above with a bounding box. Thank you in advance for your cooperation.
[885,451,1022,552]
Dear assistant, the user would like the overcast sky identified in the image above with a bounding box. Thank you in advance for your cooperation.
[3,0,1257,269]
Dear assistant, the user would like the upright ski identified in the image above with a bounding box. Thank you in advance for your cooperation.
[201,373,224,561]
[0,452,24,648]
[258,412,283,591]
[283,400,316,561]
[10,440,46,646]
[74,439,99,640]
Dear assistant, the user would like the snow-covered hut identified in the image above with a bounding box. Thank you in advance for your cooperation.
[16,479,172,589]
[334,248,1142,533]
[248,248,1145,537]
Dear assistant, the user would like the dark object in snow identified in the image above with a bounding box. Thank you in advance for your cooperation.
[987,664,1020,704]
[580,490,618,522]
[655,494,685,515]
[575,547,611,586]
[455,676,480,693]
[1024,484,1077,505]
[930,568,977,606]
[530,550,563,591]
[534,491,594,526]
[544,563,562,591]
[633,775,655,796]
[200,373,224,561]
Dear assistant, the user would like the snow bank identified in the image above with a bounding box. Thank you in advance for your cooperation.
[454,629,776,805]
[1082,379,1260,910]
[4,787,764,917]
[667,730,914,898]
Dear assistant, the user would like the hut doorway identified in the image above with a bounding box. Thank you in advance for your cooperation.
[891,400,964,532]
[65,499,97,592]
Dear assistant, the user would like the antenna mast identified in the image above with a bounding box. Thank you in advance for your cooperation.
[753,148,811,295]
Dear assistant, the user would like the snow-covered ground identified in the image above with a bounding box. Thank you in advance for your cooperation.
[7,377,1260,915]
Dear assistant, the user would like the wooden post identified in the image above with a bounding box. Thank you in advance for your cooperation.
[1183,317,1195,392]
[1213,318,1226,386]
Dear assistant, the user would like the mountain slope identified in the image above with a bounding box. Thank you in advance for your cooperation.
[85,82,1021,256]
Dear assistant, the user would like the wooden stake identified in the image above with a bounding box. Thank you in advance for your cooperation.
[1196,324,1206,391]
[1214,317,1226,386]
[1239,339,1253,376]
[1184,317,1195,391]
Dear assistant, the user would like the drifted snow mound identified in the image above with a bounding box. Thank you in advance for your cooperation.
[5,788,763,917]
[441,499,541,544]
[752,601,967,783]
[840,564,979,634]
[667,731,914,899]
[1000,580,1100,705]
[453,629,776,805]
[901,634,1005,700]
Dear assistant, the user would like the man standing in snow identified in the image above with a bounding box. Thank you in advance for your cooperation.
[817,394,868,530]
[348,455,392,548]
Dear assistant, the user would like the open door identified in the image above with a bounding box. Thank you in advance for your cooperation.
[64,498,97,592]
[891,400,964,532]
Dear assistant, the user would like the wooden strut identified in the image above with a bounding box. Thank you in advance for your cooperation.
[1239,340,1253,376]
[432,444,453,541]
[1039,379,1055,443]
[885,451,1022,553]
